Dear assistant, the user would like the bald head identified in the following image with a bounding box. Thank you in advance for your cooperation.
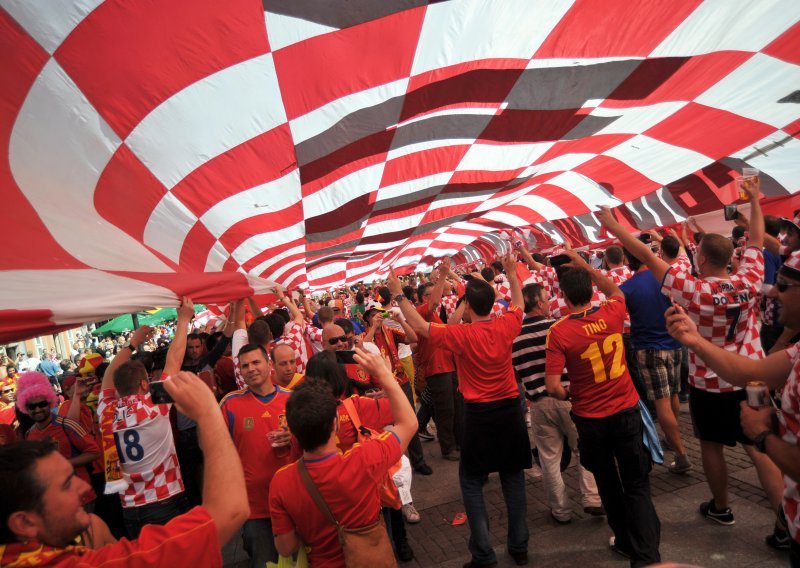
[322,325,347,351]
[271,343,297,387]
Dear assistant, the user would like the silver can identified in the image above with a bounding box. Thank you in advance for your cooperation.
[746,381,769,408]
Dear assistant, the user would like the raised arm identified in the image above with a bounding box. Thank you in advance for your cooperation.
[163,297,194,378]
[353,347,418,451]
[563,250,623,299]
[164,371,248,544]
[597,207,672,282]
[502,250,523,309]
[101,325,153,391]
[388,269,430,338]
[275,286,303,326]
[428,259,450,308]
[665,305,791,389]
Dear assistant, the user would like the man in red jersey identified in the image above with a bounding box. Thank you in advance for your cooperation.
[393,251,531,568]
[220,343,299,568]
[545,251,660,567]
[270,347,417,568]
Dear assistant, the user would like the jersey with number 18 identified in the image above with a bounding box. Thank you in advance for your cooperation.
[545,296,639,419]
[97,389,184,508]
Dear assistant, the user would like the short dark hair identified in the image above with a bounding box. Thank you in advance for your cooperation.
[248,320,272,346]
[186,333,202,344]
[731,225,745,241]
[377,287,391,306]
[605,246,624,265]
[699,233,734,269]
[559,268,593,306]
[265,313,286,341]
[491,261,503,274]
[417,282,433,301]
[764,215,781,238]
[623,248,643,272]
[238,343,269,361]
[286,379,338,452]
[522,283,544,313]
[114,360,147,396]
[661,235,681,260]
[402,285,416,302]
[0,440,57,543]
[305,351,350,399]
[334,318,354,335]
[274,309,290,324]
[480,267,495,282]
[465,279,495,316]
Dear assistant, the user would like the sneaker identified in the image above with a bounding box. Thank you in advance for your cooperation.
[414,463,433,476]
[442,450,461,461]
[550,511,571,525]
[699,499,735,525]
[583,505,606,516]
[608,536,631,559]
[765,525,790,550]
[510,550,529,566]
[417,428,435,442]
[402,503,421,524]
[397,540,414,562]
[668,454,693,474]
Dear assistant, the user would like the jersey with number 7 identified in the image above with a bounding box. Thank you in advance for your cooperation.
[661,246,764,393]
[545,297,639,419]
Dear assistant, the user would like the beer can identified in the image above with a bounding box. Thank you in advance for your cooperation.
[746,381,769,408]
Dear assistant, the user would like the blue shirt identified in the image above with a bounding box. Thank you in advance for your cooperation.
[620,269,681,350]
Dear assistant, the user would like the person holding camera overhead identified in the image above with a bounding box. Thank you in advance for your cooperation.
[96,299,194,539]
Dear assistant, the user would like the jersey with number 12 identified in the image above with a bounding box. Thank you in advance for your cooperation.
[97,389,184,508]
[661,246,764,393]
[545,297,639,419]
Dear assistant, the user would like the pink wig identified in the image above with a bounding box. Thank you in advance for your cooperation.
[15,371,57,415]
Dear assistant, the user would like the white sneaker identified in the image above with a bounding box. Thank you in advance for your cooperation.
[402,503,421,524]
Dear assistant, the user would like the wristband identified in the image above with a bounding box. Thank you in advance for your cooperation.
[753,429,774,453]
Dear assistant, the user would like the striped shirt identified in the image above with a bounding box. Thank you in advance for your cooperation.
[512,314,568,399]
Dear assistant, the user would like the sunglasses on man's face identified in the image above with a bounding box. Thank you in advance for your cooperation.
[776,278,800,293]
[1,389,13,394]
[328,336,348,345]
[26,401,50,411]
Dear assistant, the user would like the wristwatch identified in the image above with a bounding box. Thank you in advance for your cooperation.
[753,429,774,453]
[123,341,138,354]
[394,294,406,304]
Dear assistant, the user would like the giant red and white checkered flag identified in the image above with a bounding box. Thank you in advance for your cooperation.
[1,0,799,342]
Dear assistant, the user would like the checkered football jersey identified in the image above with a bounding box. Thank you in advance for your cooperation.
[662,246,765,392]
[601,266,632,331]
[441,294,459,321]
[276,321,310,374]
[97,389,183,508]
[780,343,800,544]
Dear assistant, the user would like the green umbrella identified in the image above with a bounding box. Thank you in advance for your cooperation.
[92,313,138,335]
[93,305,206,334]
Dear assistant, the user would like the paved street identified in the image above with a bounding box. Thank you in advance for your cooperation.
[223,403,788,567]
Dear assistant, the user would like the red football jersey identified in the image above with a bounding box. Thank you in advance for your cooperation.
[270,432,402,568]
[546,297,639,418]
[220,388,299,519]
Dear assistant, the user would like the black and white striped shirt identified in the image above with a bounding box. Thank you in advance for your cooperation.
[512,315,568,399]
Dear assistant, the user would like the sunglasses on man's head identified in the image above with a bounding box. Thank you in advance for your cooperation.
[328,336,348,345]
[776,278,800,293]
[26,400,50,411]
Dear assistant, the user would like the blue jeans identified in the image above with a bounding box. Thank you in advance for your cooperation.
[242,518,278,568]
[459,462,528,564]
[122,492,190,539]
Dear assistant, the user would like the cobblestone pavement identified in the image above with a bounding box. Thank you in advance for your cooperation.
[223,403,788,567]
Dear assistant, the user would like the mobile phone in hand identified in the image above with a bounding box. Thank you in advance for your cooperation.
[149,380,173,404]
[723,204,739,221]
[335,350,357,365]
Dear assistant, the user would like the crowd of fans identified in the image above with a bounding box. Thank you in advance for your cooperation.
[1,178,799,568]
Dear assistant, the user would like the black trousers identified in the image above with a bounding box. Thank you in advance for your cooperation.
[427,371,463,455]
[401,382,425,468]
[573,408,661,568]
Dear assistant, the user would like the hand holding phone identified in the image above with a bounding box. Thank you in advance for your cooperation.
[149,380,174,404]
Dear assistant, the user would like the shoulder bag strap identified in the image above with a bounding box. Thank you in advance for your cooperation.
[297,459,339,528]
[340,397,362,431]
